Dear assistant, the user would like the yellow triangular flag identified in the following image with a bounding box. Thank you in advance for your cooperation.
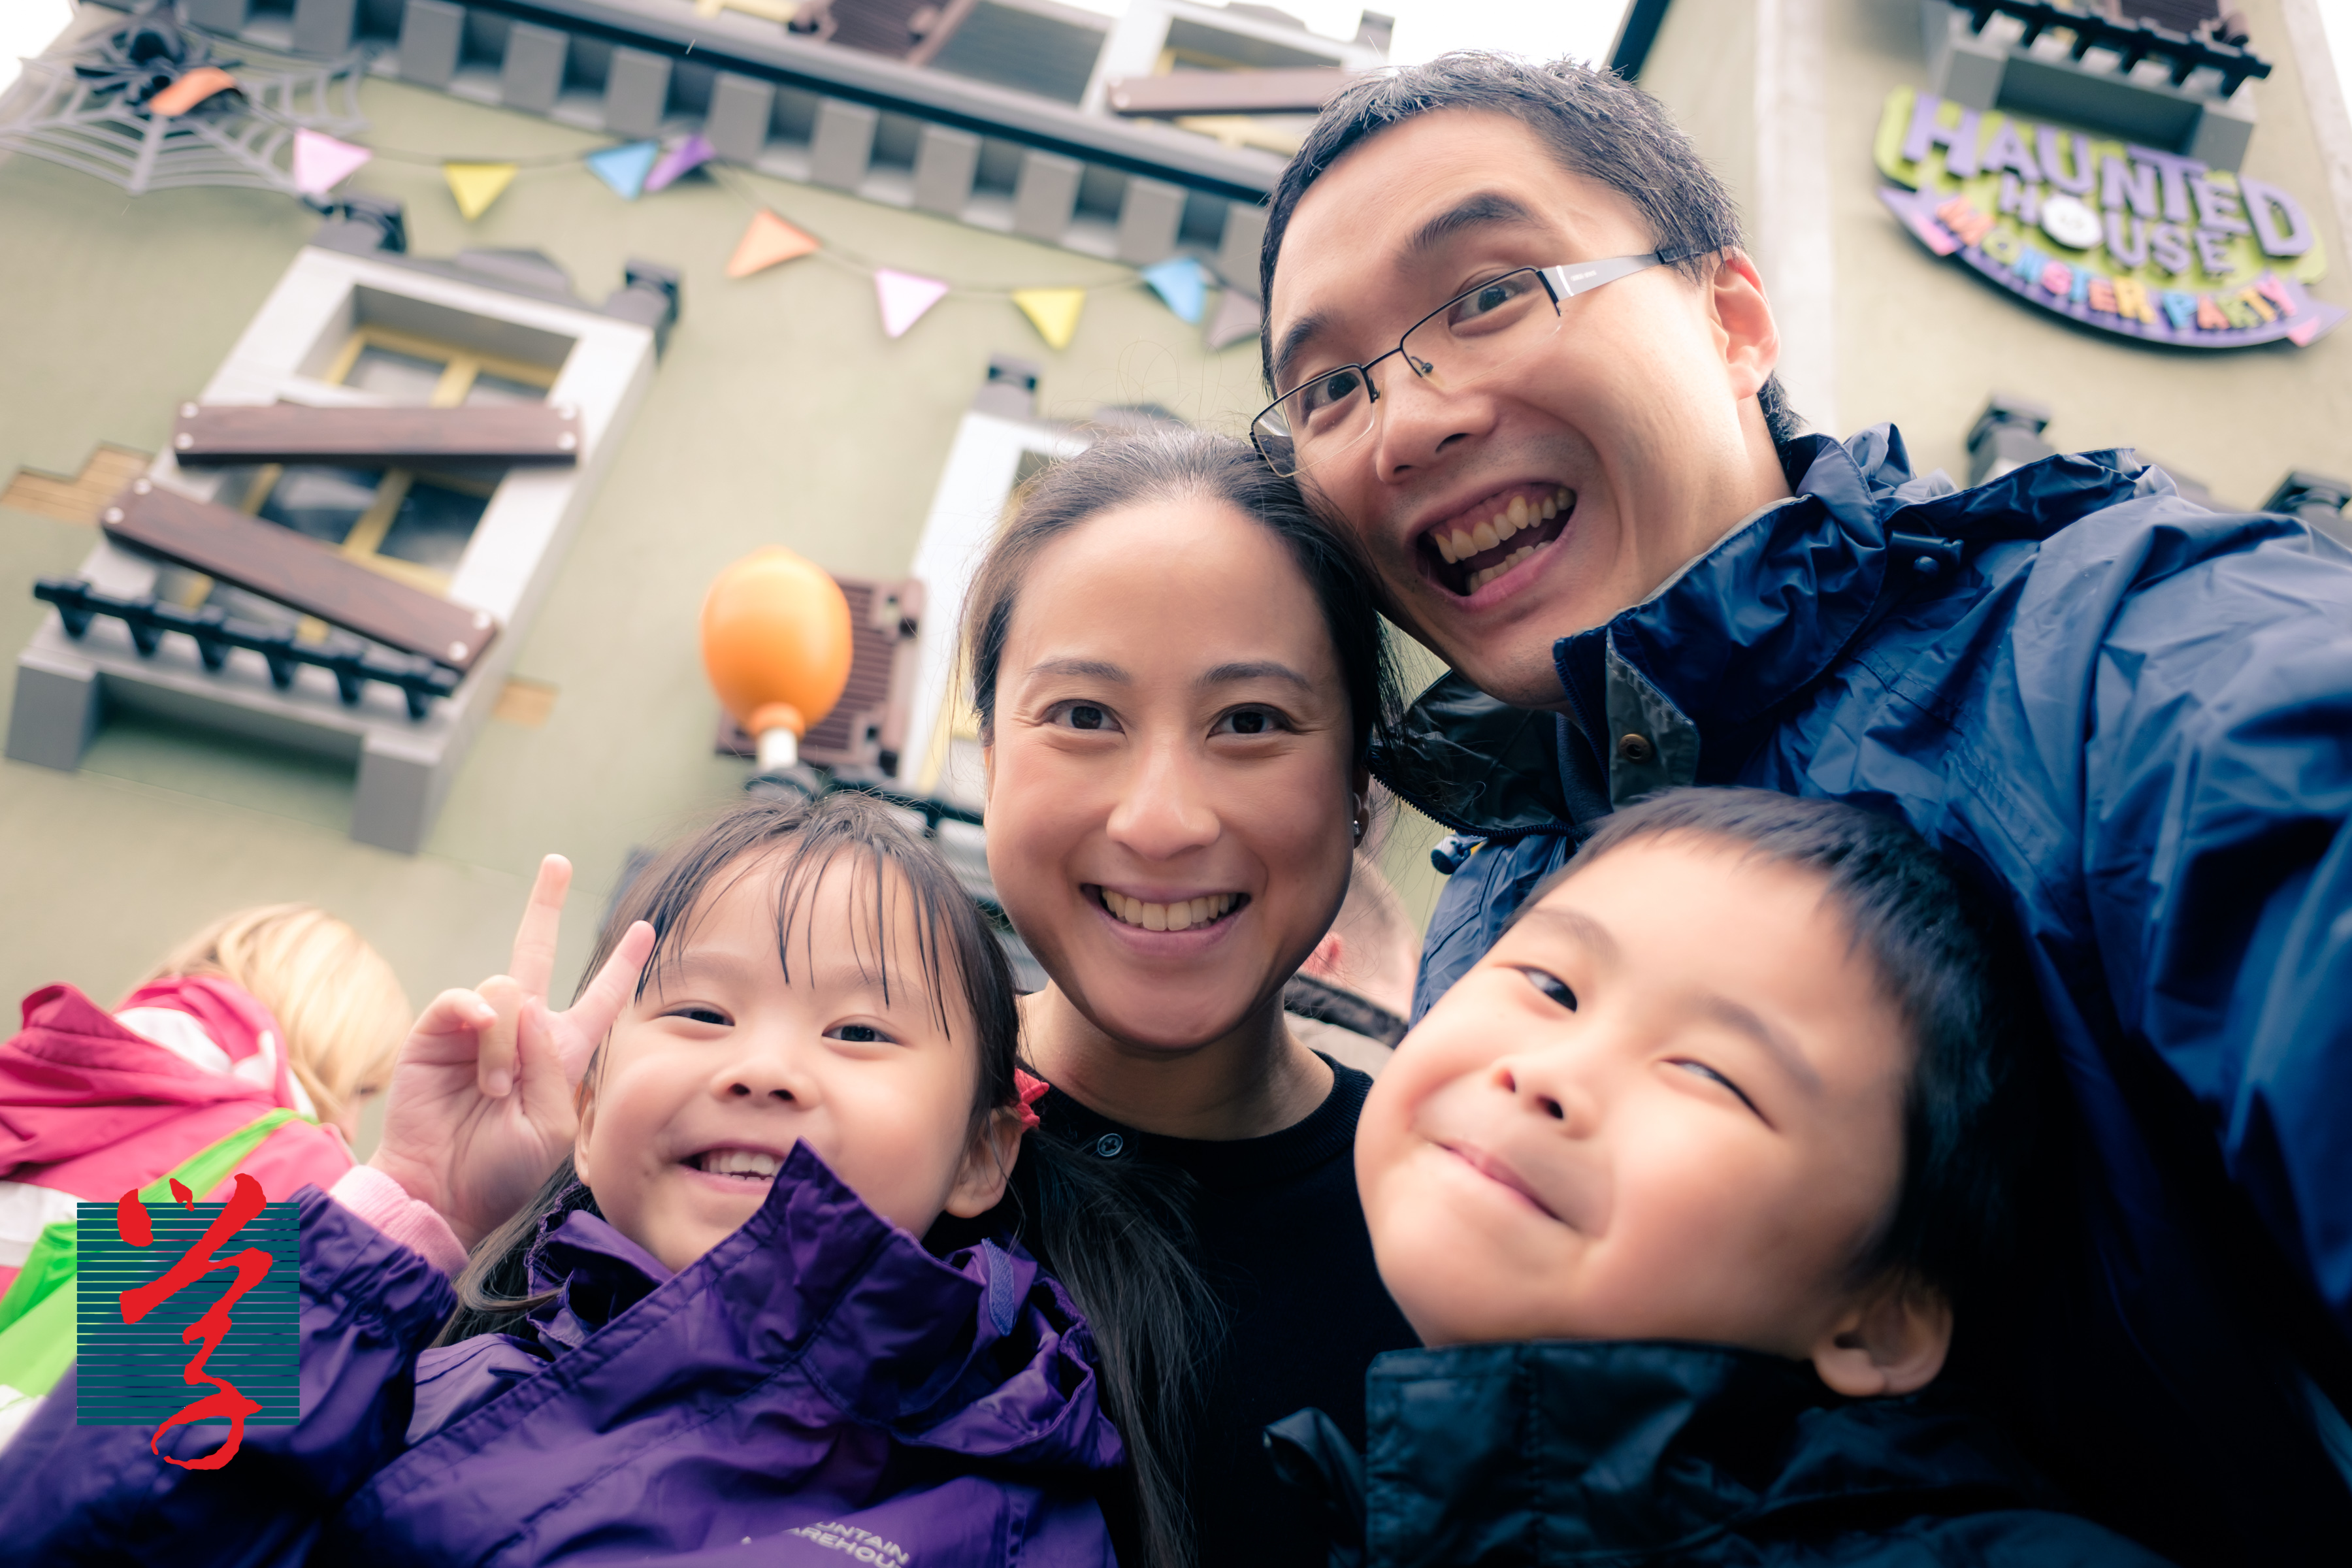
[1011,287,1086,351]
[444,161,518,221]
[727,209,821,278]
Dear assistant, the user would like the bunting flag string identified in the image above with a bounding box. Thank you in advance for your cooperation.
[246,118,1264,355]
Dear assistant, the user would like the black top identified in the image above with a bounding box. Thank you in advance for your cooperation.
[1036,1059,1420,1568]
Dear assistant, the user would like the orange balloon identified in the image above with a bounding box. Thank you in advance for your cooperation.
[700,547,853,742]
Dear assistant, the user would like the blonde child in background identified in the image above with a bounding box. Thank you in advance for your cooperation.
[0,903,412,1440]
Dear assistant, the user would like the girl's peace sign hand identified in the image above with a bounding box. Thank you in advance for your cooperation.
[368,856,655,1250]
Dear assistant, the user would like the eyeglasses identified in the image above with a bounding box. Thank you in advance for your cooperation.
[1250,252,1682,480]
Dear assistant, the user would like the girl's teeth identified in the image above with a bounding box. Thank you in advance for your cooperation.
[1105,891,1237,930]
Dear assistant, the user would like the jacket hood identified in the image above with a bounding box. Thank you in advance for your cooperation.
[0,981,291,1174]
[1374,426,2152,838]
[508,1140,1124,1471]
[1274,1340,2069,1563]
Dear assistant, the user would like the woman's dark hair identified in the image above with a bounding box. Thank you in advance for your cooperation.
[434,791,1216,1568]
[962,427,1399,766]
[1260,52,1805,448]
[1524,788,2051,1339]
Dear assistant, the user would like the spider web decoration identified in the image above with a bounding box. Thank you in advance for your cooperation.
[0,7,367,197]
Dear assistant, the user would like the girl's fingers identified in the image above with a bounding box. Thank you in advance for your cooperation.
[555,921,655,1085]
[475,975,527,1100]
[410,988,497,1047]
[507,855,573,1004]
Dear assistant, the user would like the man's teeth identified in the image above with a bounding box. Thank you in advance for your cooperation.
[1102,890,1241,932]
[694,1149,782,1178]
[1467,543,1541,592]
[1433,487,1571,566]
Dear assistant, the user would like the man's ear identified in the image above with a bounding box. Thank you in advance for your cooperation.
[1706,250,1782,404]
[1810,1275,1952,1397]
[942,1105,1023,1219]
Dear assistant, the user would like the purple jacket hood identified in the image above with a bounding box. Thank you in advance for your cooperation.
[333,1141,1124,1565]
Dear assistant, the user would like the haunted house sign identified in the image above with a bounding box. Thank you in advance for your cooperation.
[1875,87,2343,350]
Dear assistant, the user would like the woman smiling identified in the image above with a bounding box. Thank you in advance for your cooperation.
[955,431,1417,1567]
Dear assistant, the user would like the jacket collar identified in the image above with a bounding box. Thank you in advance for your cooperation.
[520,1143,1122,1469]
[1375,426,2147,838]
[1359,1340,2053,1559]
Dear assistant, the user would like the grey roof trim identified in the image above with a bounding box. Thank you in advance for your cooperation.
[496,0,1290,196]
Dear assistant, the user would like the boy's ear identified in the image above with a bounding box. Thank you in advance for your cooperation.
[941,1105,1023,1219]
[1810,1275,1952,1397]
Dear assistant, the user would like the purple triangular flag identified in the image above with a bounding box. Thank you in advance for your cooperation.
[645,134,714,194]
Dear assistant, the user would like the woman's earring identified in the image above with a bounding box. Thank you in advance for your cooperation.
[1351,817,1365,843]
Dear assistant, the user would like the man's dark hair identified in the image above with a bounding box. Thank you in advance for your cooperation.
[1524,788,2050,1339]
[1259,52,1805,447]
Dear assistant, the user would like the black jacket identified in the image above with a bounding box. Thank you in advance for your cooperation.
[1266,1341,2169,1566]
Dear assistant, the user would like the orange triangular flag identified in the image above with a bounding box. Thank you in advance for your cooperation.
[727,209,821,278]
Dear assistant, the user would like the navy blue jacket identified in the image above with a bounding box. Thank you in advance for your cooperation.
[1266,1342,2169,1567]
[1380,429,2352,1561]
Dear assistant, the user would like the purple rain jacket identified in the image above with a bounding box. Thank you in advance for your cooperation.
[1,1143,1124,1567]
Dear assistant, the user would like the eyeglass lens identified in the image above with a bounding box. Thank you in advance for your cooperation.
[1255,270,1565,477]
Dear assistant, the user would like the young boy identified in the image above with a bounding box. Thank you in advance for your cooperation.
[1270,789,2168,1565]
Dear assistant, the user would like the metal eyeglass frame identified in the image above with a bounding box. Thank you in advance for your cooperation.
[1250,250,1686,478]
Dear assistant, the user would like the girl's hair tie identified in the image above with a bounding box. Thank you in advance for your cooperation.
[1013,1068,1051,1133]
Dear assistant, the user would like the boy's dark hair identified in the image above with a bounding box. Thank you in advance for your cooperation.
[962,427,1399,766]
[1258,52,1805,448]
[436,792,1217,1568]
[1529,788,2046,1335]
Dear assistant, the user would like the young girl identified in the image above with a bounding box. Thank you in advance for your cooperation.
[5,793,1192,1567]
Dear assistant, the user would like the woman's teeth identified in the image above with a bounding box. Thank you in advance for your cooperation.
[1102,889,1241,932]
[692,1149,782,1179]
[1432,487,1571,566]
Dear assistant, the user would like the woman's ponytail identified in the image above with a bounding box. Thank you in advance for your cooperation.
[1002,1130,1222,1568]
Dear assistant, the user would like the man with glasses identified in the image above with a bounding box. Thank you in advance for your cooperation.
[1253,52,2352,1565]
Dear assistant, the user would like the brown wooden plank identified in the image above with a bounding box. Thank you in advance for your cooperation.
[1105,68,1355,117]
[99,480,499,674]
[171,402,579,465]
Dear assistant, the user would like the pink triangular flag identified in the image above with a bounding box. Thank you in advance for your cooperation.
[644,133,713,193]
[875,269,950,338]
[292,128,372,196]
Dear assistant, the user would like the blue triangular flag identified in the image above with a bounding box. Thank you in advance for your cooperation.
[1141,257,1207,325]
[586,140,661,201]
